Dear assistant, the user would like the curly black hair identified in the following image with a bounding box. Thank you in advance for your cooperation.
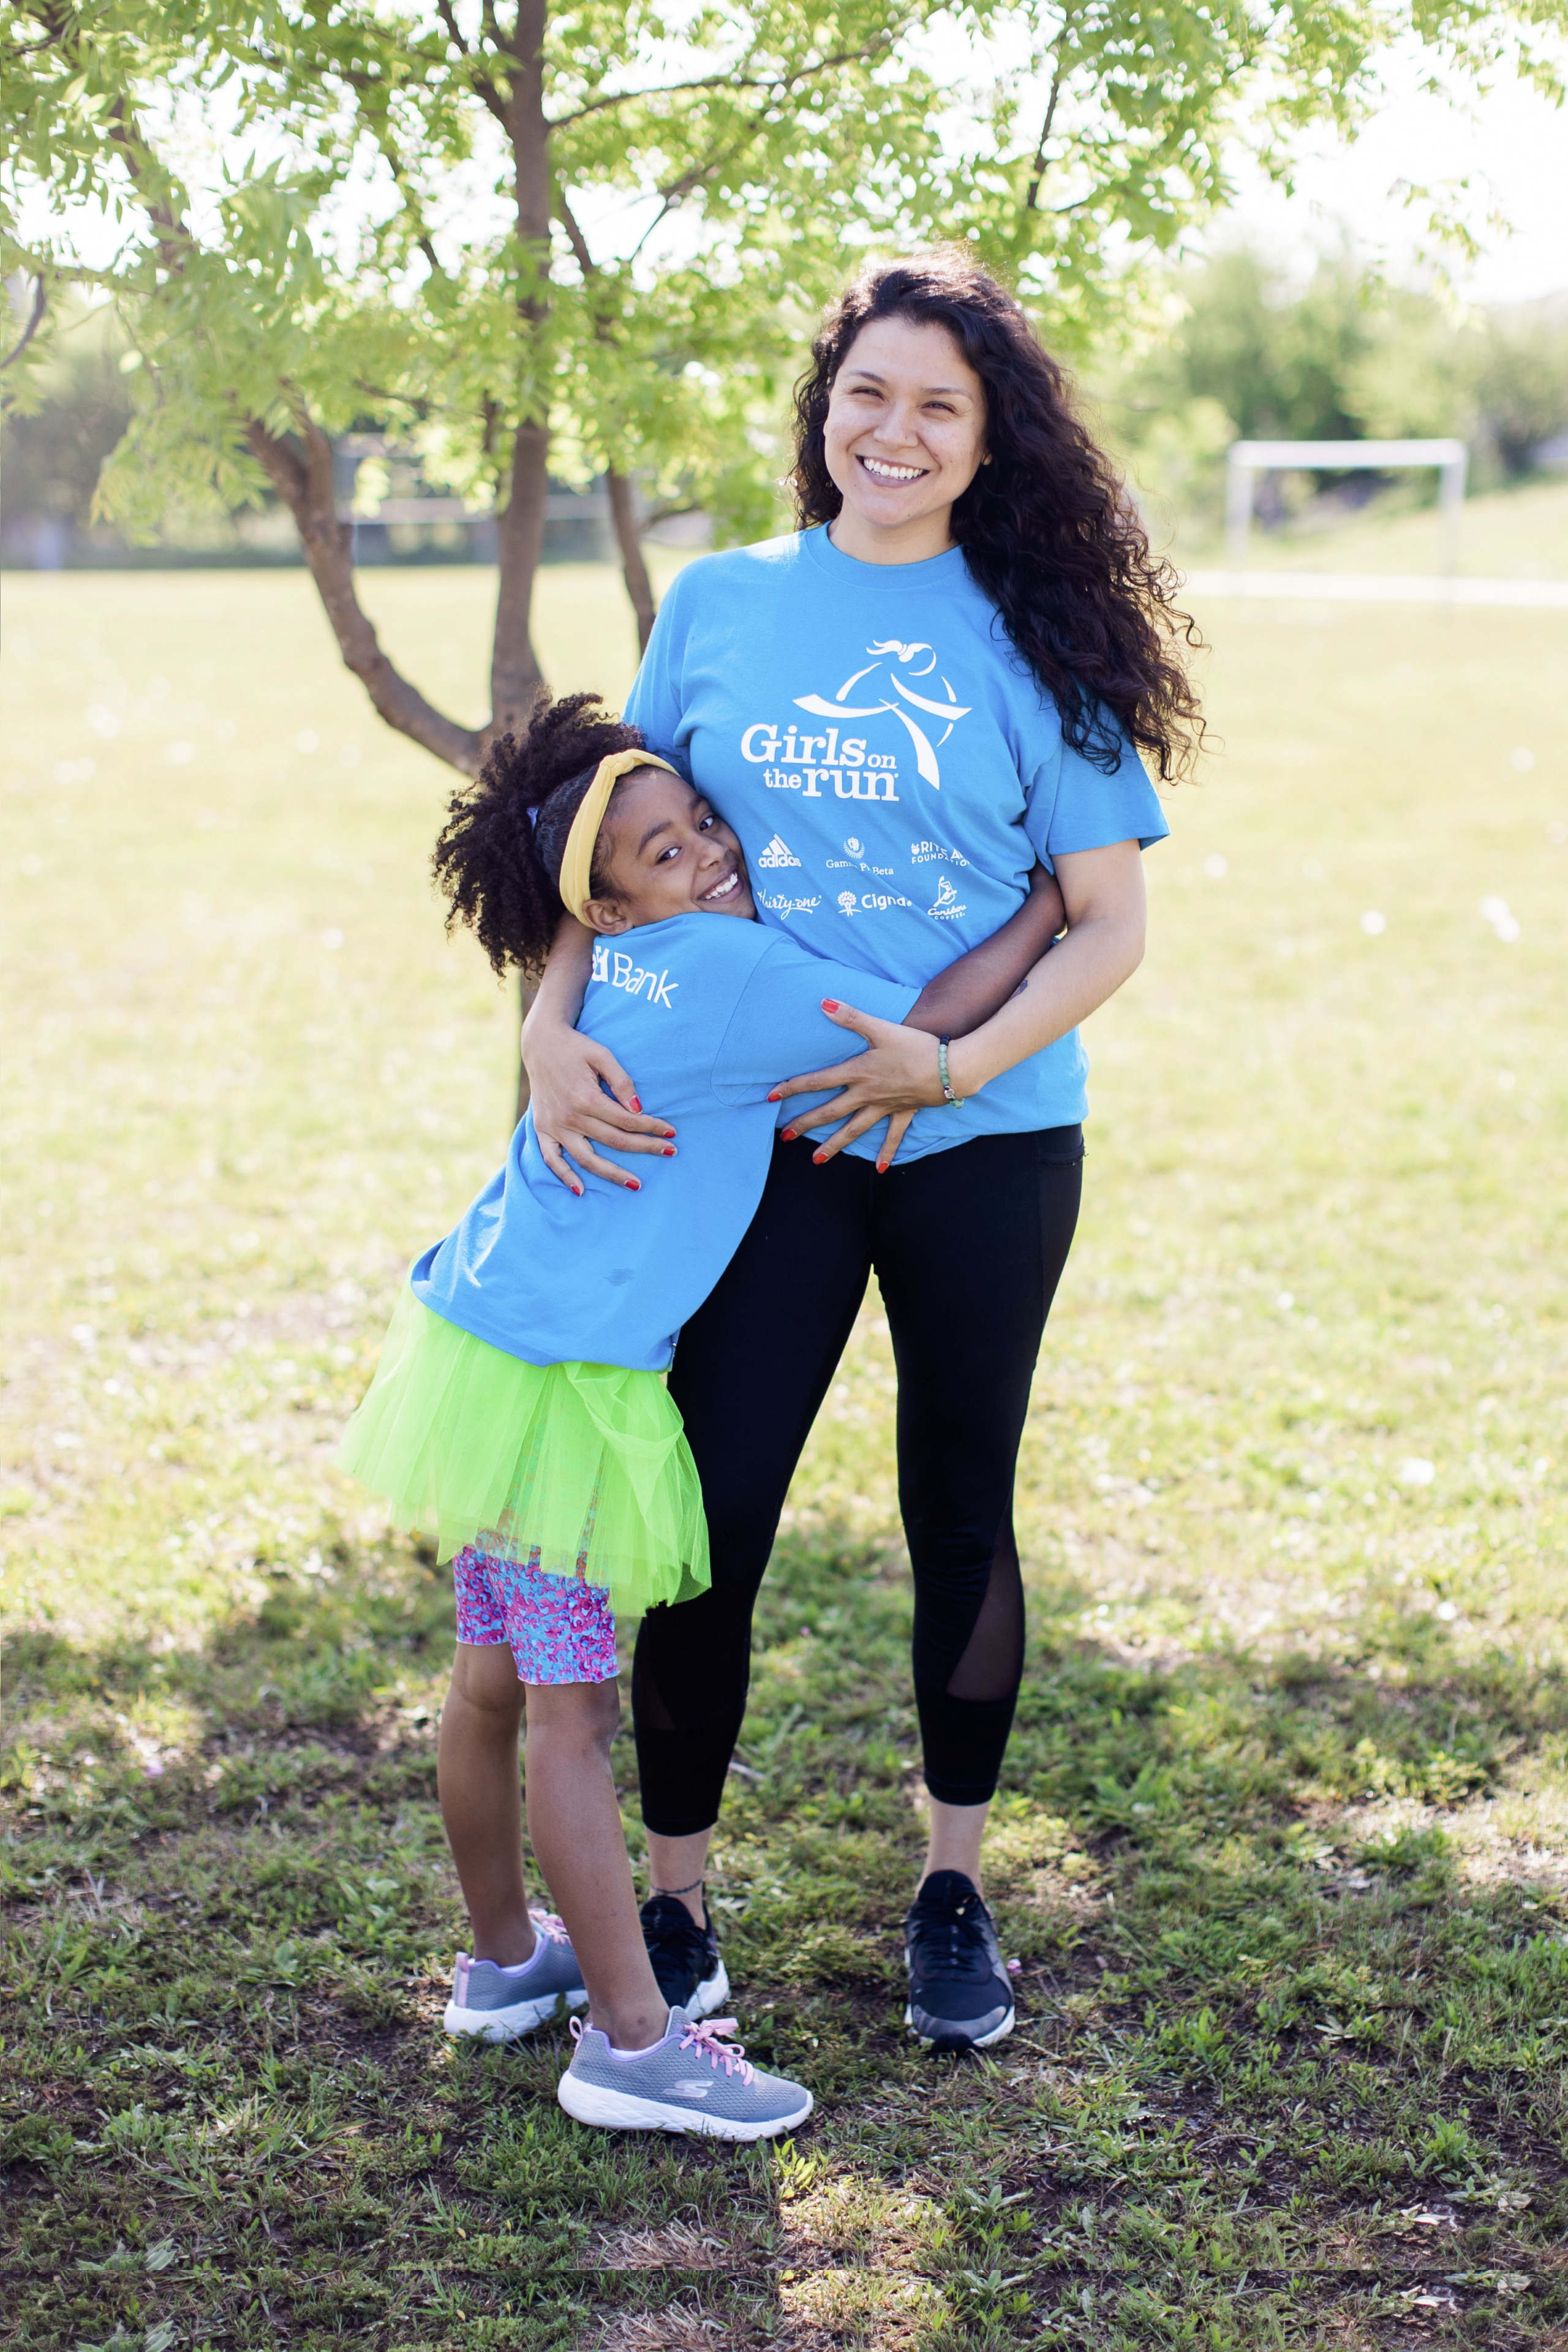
[432,693,649,976]
[791,252,1204,781]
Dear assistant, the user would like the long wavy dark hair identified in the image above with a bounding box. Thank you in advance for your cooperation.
[791,253,1203,780]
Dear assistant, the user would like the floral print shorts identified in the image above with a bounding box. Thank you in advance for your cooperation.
[452,1545,618,1685]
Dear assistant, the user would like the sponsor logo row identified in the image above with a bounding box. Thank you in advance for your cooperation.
[755,832,969,919]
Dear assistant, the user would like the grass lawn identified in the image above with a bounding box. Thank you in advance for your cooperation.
[2,548,1567,2351]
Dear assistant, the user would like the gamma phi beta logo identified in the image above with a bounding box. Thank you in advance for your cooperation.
[741,640,971,801]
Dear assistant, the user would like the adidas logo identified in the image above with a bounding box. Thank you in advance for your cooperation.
[756,834,801,869]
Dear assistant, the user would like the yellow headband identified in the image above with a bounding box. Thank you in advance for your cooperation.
[557,748,681,922]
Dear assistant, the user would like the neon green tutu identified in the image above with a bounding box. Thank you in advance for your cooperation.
[337,1286,710,1618]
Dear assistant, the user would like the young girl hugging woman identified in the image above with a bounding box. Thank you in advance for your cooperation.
[337,692,1064,2136]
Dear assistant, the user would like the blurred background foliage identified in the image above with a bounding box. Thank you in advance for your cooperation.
[1090,250,1568,548]
[7,250,1567,571]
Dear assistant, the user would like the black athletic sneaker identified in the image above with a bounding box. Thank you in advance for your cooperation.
[639,1894,731,2018]
[903,1870,1016,2051]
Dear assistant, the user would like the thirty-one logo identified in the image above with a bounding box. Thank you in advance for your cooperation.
[794,639,971,790]
[929,875,967,921]
[757,889,821,921]
[590,940,679,1005]
[756,833,801,869]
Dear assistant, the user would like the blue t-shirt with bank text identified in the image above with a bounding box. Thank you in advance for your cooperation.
[624,524,1168,1161]
[410,913,915,1373]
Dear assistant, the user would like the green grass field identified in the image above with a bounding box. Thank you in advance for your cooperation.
[2,522,1567,2350]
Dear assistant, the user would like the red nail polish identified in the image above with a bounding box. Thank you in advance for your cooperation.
[821,998,839,1012]
[766,1090,782,1103]
[780,1129,796,1143]
[629,1096,643,1113]
[663,1128,677,1139]
[662,1145,676,1156]
[812,1150,826,1165]
[626,1178,641,1192]
[573,1185,584,1198]
[876,1161,888,1175]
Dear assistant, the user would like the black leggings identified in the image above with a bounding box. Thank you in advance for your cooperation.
[632,1125,1084,1835]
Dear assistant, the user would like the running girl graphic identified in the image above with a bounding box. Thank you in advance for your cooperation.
[794,639,970,788]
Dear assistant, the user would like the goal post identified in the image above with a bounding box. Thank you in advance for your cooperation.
[1224,439,1469,573]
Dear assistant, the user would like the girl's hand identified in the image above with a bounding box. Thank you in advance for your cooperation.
[522,1014,677,1195]
[770,1002,946,1168]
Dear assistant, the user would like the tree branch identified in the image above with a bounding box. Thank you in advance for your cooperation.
[434,0,469,52]
[556,191,658,652]
[246,411,484,772]
[548,37,896,129]
[0,274,47,373]
[341,72,444,274]
[1025,55,1067,213]
[47,1,483,773]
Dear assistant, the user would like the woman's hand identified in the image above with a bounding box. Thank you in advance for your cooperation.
[769,1001,946,1169]
[522,1013,677,1194]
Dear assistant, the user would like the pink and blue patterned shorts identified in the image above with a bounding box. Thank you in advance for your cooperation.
[452,1545,618,1685]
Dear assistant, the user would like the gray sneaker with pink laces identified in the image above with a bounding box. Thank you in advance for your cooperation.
[443,1911,587,2040]
[557,2006,813,2140]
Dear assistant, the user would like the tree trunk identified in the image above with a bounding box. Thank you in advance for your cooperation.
[489,0,554,744]
[246,415,484,774]
[606,466,657,654]
[491,418,550,738]
[494,0,557,1116]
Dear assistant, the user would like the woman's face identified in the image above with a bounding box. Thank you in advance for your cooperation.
[821,315,988,556]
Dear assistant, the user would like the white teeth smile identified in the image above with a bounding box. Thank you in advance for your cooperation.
[703,870,741,902]
[861,456,926,483]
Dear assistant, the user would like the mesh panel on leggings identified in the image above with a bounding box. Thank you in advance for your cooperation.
[941,1522,1024,1703]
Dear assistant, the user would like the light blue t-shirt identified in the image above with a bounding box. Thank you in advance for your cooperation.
[624,525,1169,1162]
[411,914,916,1372]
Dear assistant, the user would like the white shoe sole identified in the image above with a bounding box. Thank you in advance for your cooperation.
[687,1957,731,2019]
[557,2070,813,2142]
[443,1984,589,2041]
[905,2001,1015,2051]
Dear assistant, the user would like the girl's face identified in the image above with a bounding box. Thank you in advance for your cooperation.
[582,768,755,935]
[822,315,989,556]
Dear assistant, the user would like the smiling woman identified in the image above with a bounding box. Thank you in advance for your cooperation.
[519,248,1201,2054]
[819,314,993,564]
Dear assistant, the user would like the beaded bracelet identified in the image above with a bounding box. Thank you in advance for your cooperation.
[937,1036,965,1108]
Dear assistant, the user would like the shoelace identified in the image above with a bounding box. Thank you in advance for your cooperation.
[567,2013,754,2089]
[528,1909,570,1946]
[678,2016,755,2086]
[910,1888,994,1979]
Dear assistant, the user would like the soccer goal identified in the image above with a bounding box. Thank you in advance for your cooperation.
[1224,439,1469,573]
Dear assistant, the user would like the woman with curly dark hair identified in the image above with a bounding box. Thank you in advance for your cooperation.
[520,251,1199,2051]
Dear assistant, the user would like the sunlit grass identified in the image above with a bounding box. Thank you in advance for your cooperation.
[2,557,1567,2346]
